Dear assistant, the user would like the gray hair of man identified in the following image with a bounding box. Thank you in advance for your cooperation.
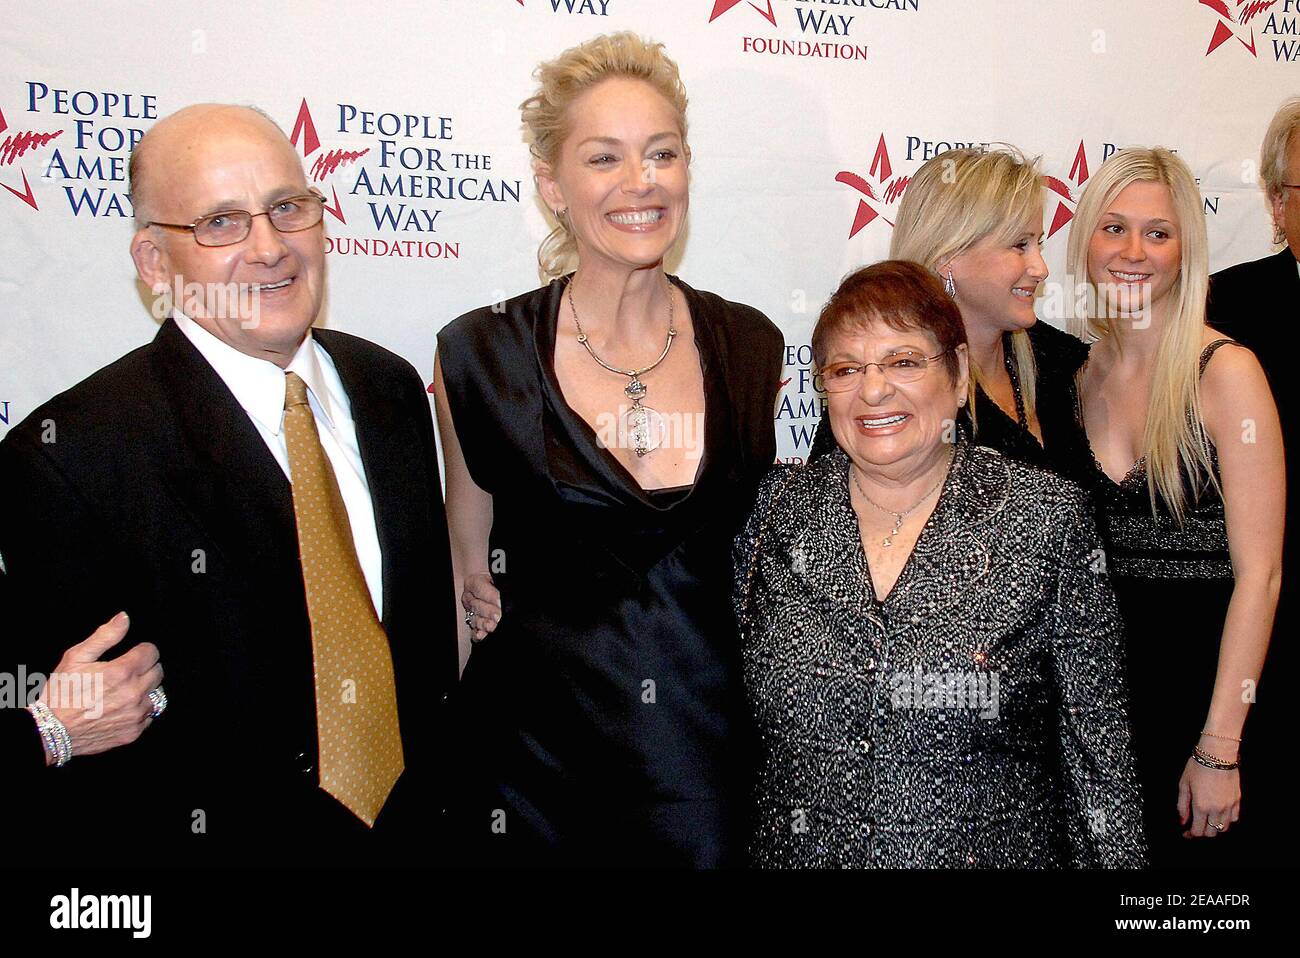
[1259,95,1300,245]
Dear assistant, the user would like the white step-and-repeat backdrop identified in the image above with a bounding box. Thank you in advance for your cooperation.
[1,0,1294,461]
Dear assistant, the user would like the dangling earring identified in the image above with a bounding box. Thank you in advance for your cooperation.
[943,268,956,298]
[1273,222,1286,246]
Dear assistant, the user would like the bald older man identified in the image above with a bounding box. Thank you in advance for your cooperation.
[0,105,458,864]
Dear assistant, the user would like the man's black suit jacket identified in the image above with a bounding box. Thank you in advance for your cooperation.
[0,319,457,864]
[1207,247,1298,579]
[1206,248,1296,860]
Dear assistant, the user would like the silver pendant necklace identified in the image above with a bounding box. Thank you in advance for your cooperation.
[850,446,954,547]
[566,276,677,457]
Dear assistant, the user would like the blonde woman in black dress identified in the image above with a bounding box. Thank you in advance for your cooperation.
[1069,148,1283,866]
[434,33,782,866]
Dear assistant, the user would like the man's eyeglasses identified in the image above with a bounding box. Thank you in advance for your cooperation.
[146,189,326,247]
[819,349,951,392]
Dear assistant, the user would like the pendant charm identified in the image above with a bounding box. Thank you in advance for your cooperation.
[625,378,647,401]
[624,401,665,457]
[881,514,903,549]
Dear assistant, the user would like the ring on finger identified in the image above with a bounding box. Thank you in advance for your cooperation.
[1210,820,1226,832]
[464,610,475,628]
[147,686,167,719]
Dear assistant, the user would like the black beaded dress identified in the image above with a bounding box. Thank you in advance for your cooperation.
[1080,338,1245,867]
[437,275,783,867]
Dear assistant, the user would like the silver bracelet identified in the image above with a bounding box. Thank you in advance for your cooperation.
[28,702,73,767]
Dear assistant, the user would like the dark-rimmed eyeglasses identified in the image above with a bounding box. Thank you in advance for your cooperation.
[819,349,951,392]
[146,189,326,247]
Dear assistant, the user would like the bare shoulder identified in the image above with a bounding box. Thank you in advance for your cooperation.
[1197,331,1275,439]
[1199,331,1267,395]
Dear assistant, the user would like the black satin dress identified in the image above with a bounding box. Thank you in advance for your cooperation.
[809,322,1092,483]
[437,275,783,866]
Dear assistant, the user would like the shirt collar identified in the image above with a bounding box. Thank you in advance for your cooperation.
[172,311,337,434]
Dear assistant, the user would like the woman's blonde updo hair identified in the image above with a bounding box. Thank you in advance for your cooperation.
[521,32,690,281]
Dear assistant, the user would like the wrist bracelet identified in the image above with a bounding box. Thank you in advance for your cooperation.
[1200,729,1242,743]
[28,702,73,767]
[1192,744,1239,770]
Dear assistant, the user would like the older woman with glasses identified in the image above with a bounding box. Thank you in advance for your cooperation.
[736,260,1146,869]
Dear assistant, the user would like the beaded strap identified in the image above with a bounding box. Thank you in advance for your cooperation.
[1198,338,1237,376]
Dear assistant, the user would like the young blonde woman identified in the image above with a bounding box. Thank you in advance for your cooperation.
[810,146,1091,481]
[433,33,782,866]
[1069,148,1283,866]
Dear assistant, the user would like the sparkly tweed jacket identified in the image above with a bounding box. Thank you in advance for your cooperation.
[734,438,1148,868]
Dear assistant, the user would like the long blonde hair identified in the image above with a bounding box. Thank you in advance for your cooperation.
[890,145,1043,429]
[520,32,690,281]
[1065,147,1216,522]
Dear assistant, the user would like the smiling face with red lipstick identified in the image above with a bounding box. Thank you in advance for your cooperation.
[535,77,689,275]
[823,322,969,479]
[814,262,971,484]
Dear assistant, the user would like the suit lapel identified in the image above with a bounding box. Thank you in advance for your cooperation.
[315,329,424,629]
[151,319,302,596]
[1275,247,1300,293]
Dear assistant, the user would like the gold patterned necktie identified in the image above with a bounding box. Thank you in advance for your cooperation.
[282,371,404,827]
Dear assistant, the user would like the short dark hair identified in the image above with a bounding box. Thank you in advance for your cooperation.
[812,259,966,381]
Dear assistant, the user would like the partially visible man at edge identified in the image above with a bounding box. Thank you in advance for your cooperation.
[0,104,458,864]
[1206,96,1300,866]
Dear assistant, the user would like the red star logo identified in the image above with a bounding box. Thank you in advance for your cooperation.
[1044,140,1090,240]
[0,106,63,211]
[289,98,321,157]
[709,1,777,27]
[1199,0,1277,57]
[289,99,354,225]
[835,135,910,239]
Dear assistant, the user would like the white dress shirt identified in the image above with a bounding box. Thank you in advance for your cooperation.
[174,312,385,619]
